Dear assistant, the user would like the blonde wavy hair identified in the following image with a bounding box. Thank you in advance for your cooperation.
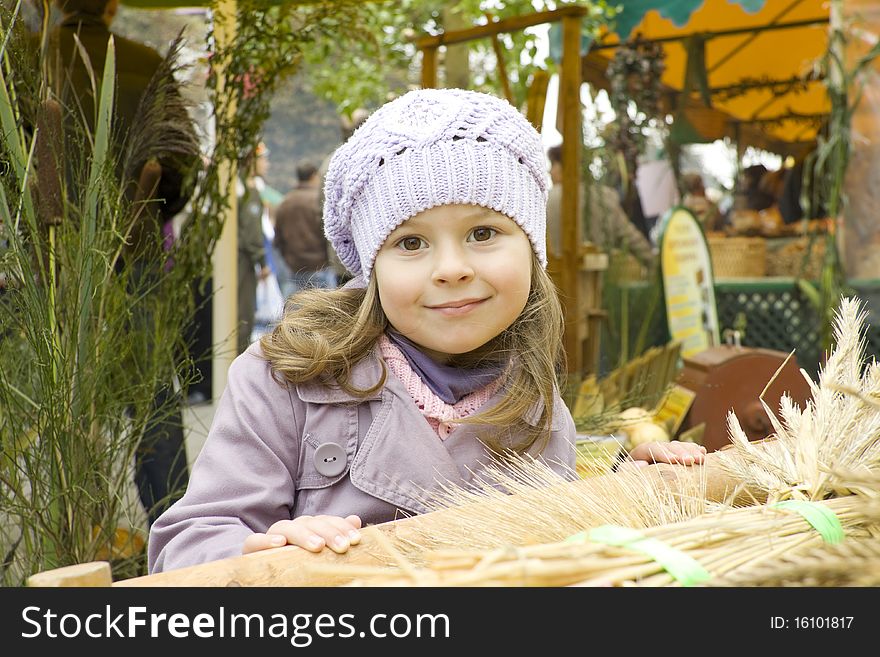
[259,253,566,453]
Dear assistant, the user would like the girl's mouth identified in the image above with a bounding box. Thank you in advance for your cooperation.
[427,298,487,316]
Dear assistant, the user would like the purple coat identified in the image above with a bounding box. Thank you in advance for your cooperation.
[148,344,577,573]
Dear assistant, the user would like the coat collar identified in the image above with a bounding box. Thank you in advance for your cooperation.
[295,349,385,404]
[295,347,563,431]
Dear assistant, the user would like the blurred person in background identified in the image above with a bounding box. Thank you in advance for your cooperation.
[250,142,285,339]
[547,144,655,268]
[274,159,336,297]
[681,172,723,232]
[237,144,271,355]
[737,164,777,212]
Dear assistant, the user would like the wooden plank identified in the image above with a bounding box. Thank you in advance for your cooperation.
[28,562,113,587]
[525,69,550,131]
[421,45,438,88]
[113,453,746,587]
[489,32,514,103]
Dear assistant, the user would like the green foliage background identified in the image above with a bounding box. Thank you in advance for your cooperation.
[0,0,377,584]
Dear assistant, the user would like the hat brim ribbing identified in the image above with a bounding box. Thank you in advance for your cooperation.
[346,140,547,279]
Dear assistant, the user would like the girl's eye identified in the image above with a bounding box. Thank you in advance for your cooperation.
[398,236,425,251]
[470,227,496,242]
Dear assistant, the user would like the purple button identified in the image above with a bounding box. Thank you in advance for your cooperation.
[313,443,347,477]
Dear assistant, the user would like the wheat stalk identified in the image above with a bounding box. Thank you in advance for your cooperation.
[713,536,880,587]
[308,496,872,587]
[718,297,880,501]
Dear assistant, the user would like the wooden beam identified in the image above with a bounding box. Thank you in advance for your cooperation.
[525,68,550,131]
[415,5,587,48]
[488,29,514,104]
[28,562,113,587]
[581,50,612,91]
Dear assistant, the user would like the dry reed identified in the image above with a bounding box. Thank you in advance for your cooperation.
[293,457,720,575]
[712,467,880,586]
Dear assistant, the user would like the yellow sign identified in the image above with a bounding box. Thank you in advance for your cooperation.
[659,207,719,357]
[654,384,697,437]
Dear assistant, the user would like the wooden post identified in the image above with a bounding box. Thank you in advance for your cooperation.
[525,68,550,132]
[211,0,239,401]
[560,12,583,374]
[840,0,880,277]
[489,32,515,104]
[421,45,438,88]
[443,7,470,89]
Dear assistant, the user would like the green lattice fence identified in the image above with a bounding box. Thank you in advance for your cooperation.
[714,280,823,378]
[617,278,880,380]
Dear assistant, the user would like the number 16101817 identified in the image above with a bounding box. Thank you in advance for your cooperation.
[795,617,853,629]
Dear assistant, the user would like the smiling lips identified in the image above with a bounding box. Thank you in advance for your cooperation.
[427,298,487,316]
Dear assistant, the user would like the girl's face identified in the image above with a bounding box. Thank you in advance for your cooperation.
[373,204,533,363]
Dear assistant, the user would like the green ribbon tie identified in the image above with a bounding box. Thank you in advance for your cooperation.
[772,500,845,544]
[566,525,711,587]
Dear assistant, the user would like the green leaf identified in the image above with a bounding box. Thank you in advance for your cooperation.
[797,279,821,310]
[0,58,36,228]
[76,36,115,389]
[84,36,115,232]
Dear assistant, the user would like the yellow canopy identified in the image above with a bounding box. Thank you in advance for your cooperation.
[593,0,829,151]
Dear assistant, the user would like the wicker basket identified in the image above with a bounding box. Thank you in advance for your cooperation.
[765,238,826,279]
[607,250,647,282]
[708,236,766,279]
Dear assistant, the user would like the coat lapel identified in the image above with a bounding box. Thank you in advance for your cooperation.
[348,373,468,515]
[296,347,567,514]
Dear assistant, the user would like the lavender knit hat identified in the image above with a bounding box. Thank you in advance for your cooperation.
[323,88,549,280]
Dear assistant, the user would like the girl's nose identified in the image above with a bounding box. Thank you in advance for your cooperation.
[431,244,475,284]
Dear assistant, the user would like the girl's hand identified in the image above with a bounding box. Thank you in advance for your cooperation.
[242,514,363,555]
[628,441,707,466]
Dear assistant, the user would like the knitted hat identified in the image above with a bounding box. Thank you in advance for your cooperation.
[323,88,549,280]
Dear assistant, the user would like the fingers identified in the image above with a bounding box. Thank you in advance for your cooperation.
[266,515,363,554]
[242,515,365,555]
[615,459,650,472]
[629,441,707,465]
[649,441,707,465]
[669,442,707,465]
[242,532,288,555]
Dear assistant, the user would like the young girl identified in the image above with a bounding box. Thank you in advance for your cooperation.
[148,89,705,573]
